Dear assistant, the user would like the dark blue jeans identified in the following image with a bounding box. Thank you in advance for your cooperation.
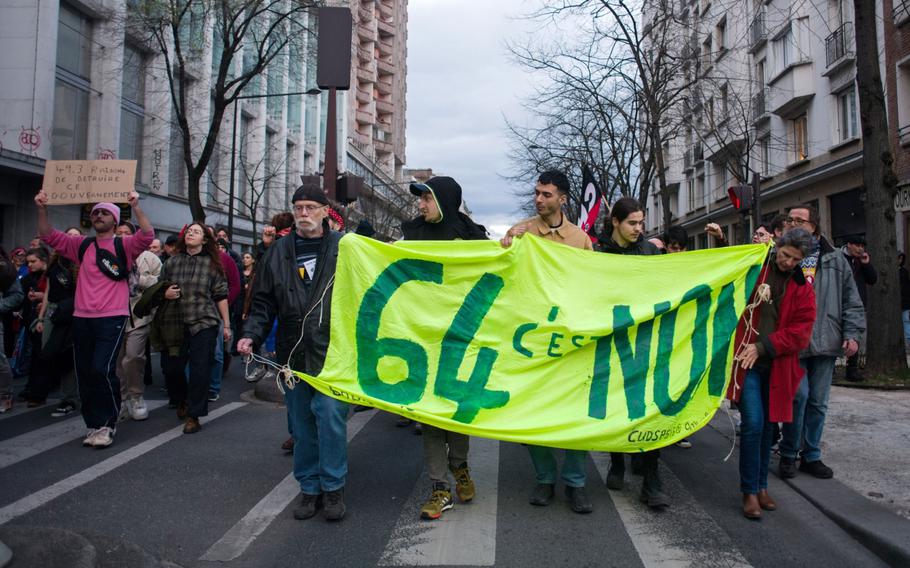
[72,316,127,429]
[739,368,773,494]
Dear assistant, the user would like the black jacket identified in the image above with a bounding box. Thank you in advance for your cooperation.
[401,178,487,241]
[597,235,662,256]
[841,247,877,306]
[244,221,342,374]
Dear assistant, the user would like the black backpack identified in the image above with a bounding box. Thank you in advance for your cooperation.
[78,237,129,281]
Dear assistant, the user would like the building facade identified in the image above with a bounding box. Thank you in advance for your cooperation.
[0,0,410,248]
[643,0,878,249]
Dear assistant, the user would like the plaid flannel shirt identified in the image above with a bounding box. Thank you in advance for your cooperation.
[160,252,228,336]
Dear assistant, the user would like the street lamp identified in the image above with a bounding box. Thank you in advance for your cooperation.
[227,87,322,238]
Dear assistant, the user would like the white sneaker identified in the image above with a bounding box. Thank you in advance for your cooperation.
[92,426,115,448]
[129,396,149,421]
[83,429,99,446]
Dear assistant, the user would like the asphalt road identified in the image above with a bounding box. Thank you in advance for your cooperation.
[0,366,890,568]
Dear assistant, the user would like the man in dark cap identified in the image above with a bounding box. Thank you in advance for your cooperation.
[238,183,348,522]
[841,234,876,381]
[401,176,487,520]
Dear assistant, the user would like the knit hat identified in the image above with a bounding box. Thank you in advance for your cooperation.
[326,208,344,230]
[91,202,121,224]
[291,184,329,205]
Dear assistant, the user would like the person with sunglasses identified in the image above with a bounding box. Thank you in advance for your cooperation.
[34,191,154,448]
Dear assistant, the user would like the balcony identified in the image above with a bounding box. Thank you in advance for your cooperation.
[751,88,769,123]
[376,78,392,95]
[375,98,394,114]
[356,88,371,105]
[749,10,766,52]
[357,46,372,64]
[358,7,373,23]
[377,18,395,36]
[769,63,814,117]
[357,21,376,42]
[374,137,393,154]
[377,58,395,75]
[356,108,374,125]
[824,23,854,75]
[356,62,376,83]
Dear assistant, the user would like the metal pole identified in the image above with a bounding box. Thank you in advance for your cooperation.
[228,100,238,239]
[324,87,338,201]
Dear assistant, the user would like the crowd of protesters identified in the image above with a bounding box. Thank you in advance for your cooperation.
[0,167,888,525]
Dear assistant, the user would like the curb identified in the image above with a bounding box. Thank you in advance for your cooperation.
[783,475,910,567]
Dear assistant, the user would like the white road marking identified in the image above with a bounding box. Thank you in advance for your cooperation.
[0,402,247,526]
[199,408,379,562]
[0,400,168,470]
[379,436,499,566]
[590,452,753,568]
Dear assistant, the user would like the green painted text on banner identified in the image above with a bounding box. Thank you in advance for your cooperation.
[294,234,768,452]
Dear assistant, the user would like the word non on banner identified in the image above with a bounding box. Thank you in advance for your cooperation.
[42,160,137,205]
[295,235,769,452]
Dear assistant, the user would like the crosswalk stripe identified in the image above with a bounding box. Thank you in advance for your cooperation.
[590,452,753,568]
[199,408,379,562]
[0,402,247,526]
[0,400,168,470]
[0,398,61,421]
[379,436,499,567]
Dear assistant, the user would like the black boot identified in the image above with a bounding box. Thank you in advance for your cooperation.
[607,452,625,490]
[324,488,346,521]
[639,451,669,509]
[565,486,593,514]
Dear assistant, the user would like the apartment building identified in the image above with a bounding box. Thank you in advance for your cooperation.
[886,0,910,253]
[644,0,874,249]
[0,0,410,247]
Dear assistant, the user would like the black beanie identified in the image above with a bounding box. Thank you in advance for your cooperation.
[291,184,329,205]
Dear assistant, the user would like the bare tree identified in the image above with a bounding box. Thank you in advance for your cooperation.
[125,0,317,222]
[852,0,905,373]
[349,183,417,240]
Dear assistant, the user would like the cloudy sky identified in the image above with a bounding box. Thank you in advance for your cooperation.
[405,0,542,238]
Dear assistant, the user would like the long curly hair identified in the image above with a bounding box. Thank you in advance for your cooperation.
[177,221,224,275]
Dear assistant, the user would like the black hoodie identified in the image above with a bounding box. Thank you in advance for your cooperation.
[400,176,487,241]
[597,234,661,256]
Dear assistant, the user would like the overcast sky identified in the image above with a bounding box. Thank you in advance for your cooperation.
[405,0,540,238]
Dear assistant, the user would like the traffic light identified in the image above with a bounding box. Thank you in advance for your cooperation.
[728,184,753,211]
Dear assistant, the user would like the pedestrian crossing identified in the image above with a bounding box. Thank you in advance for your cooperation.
[0,398,889,568]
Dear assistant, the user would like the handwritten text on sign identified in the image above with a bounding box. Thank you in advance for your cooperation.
[42,160,137,205]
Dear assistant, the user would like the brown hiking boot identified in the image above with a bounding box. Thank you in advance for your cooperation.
[183,417,201,434]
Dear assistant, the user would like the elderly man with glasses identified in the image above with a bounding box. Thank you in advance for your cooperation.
[777,204,865,480]
[237,184,348,522]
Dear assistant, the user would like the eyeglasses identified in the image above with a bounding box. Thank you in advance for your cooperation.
[785,217,810,226]
[293,204,326,214]
[184,228,205,236]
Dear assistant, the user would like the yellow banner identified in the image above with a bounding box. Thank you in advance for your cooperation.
[294,234,767,452]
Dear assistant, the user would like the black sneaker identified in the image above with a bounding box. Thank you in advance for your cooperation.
[51,402,77,418]
[292,493,323,520]
[565,486,593,514]
[799,459,834,479]
[779,457,798,479]
[528,483,555,506]
[324,488,346,521]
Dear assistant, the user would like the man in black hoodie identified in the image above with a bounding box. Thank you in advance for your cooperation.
[401,176,487,520]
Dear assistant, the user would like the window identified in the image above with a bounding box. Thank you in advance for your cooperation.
[755,59,765,87]
[687,178,696,210]
[720,84,729,120]
[760,137,770,176]
[716,16,727,54]
[701,36,712,70]
[773,27,793,73]
[837,86,858,141]
[207,142,222,208]
[120,45,145,181]
[238,116,252,207]
[791,114,809,162]
[168,112,186,197]
[53,4,92,159]
[263,130,275,213]
[897,60,910,140]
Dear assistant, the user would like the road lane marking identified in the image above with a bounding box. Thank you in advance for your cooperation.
[0,402,247,526]
[0,400,168,470]
[379,436,499,566]
[199,408,378,562]
[590,452,753,568]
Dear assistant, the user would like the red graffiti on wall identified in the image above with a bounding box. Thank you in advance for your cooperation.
[19,127,41,153]
[98,148,117,160]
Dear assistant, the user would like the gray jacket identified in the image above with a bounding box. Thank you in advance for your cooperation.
[0,279,23,314]
[802,238,866,358]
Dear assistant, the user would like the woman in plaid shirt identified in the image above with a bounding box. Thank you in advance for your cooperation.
[160,222,231,434]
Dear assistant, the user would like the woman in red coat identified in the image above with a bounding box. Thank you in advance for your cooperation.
[727,228,816,519]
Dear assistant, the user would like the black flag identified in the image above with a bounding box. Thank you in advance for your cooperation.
[578,165,604,239]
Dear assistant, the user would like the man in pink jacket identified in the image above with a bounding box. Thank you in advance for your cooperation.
[35,190,154,448]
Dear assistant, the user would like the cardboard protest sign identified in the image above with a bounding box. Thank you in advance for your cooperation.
[42,160,136,205]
